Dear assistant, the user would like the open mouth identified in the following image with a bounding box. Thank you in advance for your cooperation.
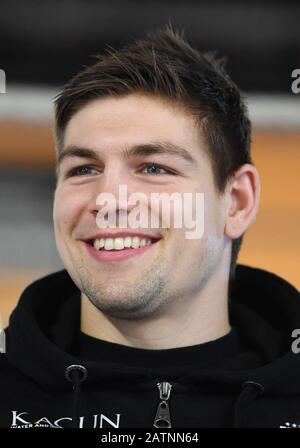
[86,235,161,251]
[84,235,161,263]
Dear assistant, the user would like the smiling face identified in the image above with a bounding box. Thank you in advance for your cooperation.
[53,93,229,320]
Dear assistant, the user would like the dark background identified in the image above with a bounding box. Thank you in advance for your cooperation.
[1,0,299,92]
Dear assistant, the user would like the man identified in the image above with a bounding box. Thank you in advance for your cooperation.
[0,27,299,429]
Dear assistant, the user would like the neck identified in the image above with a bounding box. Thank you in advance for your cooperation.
[80,270,231,350]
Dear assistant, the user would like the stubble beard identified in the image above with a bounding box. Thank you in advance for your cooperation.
[66,235,222,321]
[76,254,172,320]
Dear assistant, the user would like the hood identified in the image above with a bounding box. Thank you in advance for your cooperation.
[5,264,300,398]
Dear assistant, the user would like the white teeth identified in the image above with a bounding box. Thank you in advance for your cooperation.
[94,238,105,250]
[94,239,101,250]
[124,236,132,248]
[114,238,124,250]
[131,236,140,249]
[104,238,114,250]
[92,236,155,251]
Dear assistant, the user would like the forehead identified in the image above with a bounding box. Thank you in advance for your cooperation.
[64,94,207,160]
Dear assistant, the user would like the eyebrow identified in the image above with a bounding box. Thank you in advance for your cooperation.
[57,142,198,169]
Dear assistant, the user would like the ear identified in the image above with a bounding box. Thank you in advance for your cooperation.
[224,164,260,239]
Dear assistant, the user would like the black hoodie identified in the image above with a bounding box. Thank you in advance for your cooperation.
[0,264,300,429]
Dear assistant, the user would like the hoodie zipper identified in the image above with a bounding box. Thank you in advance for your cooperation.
[153,381,172,428]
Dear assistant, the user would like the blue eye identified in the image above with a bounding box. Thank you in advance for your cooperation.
[143,164,169,175]
[70,166,96,176]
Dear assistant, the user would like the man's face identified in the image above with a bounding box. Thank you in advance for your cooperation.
[53,94,228,320]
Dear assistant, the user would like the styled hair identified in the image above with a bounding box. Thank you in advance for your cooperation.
[54,26,252,279]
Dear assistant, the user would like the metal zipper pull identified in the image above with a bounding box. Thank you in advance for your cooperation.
[153,381,172,428]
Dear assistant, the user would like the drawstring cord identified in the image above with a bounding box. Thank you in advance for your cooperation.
[64,367,264,428]
[233,380,264,427]
[65,364,88,428]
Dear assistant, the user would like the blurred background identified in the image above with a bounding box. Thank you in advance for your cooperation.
[0,0,299,327]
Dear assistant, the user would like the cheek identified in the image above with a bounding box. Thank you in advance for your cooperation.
[53,186,84,235]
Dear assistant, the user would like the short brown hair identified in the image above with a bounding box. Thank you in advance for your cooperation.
[54,26,252,279]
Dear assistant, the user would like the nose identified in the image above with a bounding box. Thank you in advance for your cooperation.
[87,160,144,226]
